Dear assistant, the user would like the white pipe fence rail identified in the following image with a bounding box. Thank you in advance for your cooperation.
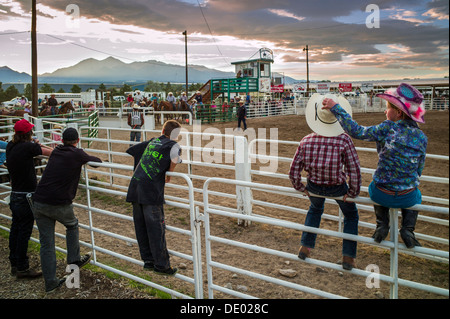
[202,178,448,299]
[0,119,448,299]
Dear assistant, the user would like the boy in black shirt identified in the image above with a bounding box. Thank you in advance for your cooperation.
[126,120,182,275]
[32,127,102,292]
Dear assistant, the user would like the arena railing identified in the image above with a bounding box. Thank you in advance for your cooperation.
[247,138,449,252]
[77,126,448,298]
[0,121,448,299]
[62,125,448,260]
[0,162,203,299]
[202,177,449,299]
[78,163,204,299]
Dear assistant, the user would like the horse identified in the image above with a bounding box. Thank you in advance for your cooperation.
[179,100,192,122]
[39,101,75,117]
[159,101,178,120]
[0,107,26,117]
[149,99,162,123]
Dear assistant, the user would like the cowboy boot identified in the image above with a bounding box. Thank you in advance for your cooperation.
[400,209,421,248]
[372,205,390,243]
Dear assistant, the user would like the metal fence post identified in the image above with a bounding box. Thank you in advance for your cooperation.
[34,118,44,143]
[234,135,253,226]
[389,208,399,299]
[83,165,97,263]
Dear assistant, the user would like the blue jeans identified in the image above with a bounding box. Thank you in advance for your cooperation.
[368,181,422,208]
[237,117,247,130]
[301,181,359,258]
[132,203,170,270]
[33,201,80,291]
[8,192,35,271]
[130,126,142,144]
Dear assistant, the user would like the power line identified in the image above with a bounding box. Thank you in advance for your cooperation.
[196,0,230,66]
[44,33,138,62]
[0,31,30,36]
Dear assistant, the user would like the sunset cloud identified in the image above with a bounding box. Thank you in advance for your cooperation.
[0,0,448,80]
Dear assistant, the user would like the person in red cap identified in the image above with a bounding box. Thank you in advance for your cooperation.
[5,119,53,279]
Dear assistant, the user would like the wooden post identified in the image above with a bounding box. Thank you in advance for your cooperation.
[31,0,38,117]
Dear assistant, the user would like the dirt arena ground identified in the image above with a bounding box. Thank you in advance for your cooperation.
[0,110,448,300]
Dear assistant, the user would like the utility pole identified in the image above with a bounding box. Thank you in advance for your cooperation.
[31,0,38,116]
[182,30,188,95]
[303,45,309,97]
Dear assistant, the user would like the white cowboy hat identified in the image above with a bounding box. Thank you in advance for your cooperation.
[132,103,140,109]
[305,93,352,137]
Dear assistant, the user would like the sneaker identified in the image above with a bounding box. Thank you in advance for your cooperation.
[10,266,17,276]
[16,268,42,279]
[298,246,311,260]
[143,262,154,271]
[46,277,67,293]
[71,252,92,268]
[154,267,178,276]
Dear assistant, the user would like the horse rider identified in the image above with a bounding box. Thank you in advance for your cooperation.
[150,93,159,103]
[167,92,177,110]
[180,92,188,103]
[48,94,58,115]
[134,90,144,105]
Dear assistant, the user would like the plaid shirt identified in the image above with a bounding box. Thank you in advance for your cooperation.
[289,133,362,197]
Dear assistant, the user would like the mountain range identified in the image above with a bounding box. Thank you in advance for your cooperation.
[1,57,299,84]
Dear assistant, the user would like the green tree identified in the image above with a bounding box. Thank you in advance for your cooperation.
[4,85,20,101]
[98,83,106,91]
[57,88,65,93]
[0,82,5,102]
[164,82,173,95]
[120,84,132,95]
[39,83,54,93]
[23,84,32,100]
[71,85,82,93]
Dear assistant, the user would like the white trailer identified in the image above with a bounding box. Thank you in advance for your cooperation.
[38,89,96,105]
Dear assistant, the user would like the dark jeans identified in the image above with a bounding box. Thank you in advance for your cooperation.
[8,192,35,271]
[301,181,359,258]
[237,117,247,130]
[33,201,80,291]
[130,126,142,143]
[132,203,170,270]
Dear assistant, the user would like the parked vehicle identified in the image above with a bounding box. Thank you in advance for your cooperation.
[1,96,28,107]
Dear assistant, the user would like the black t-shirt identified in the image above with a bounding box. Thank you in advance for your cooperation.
[6,141,42,192]
[33,145,102,205]
[126,135,181,205]
[126,140,150,169]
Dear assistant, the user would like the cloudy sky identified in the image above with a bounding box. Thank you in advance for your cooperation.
[0,0,448,81]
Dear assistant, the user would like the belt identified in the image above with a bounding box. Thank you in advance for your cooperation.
[376,186,415,196]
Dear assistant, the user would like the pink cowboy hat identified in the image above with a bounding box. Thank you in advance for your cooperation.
[376,83,425,123]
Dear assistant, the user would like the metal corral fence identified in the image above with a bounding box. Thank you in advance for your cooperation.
[69,95,449,125]
[0,120,448,299]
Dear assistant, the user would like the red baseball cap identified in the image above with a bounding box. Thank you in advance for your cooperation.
[14,119,34,134]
